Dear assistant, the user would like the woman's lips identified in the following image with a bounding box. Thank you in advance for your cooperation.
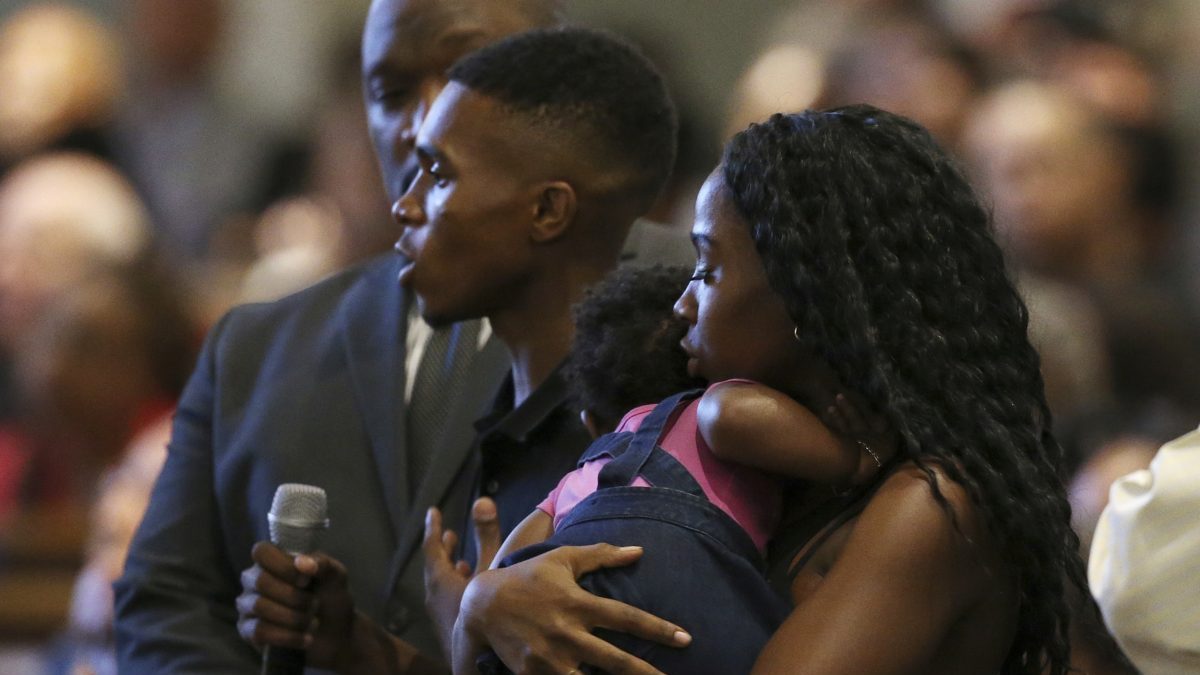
[680,339,699,377]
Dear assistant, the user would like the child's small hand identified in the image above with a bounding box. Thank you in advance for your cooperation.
[822,392,898,483]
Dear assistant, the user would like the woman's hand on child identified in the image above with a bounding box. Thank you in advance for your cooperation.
[454,543,689,675]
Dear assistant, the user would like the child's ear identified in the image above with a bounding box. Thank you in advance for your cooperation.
[531,181,576,243]
[580,409,602,439]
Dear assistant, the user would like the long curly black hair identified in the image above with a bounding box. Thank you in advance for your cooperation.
[723,106,1084,675]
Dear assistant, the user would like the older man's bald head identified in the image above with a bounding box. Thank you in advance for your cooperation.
[370,0,562,33]
[362,0,563,200]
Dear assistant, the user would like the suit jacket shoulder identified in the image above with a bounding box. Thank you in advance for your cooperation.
[115,254,461,671]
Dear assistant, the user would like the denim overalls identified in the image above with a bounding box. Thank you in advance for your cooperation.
[478,389,790,674]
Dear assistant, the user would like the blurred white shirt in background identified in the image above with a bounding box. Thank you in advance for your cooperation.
[1089,425,1200,674]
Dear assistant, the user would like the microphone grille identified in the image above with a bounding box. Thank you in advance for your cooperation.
[269,483,328,524]
[271,482,328,521]
[269,484,328,555]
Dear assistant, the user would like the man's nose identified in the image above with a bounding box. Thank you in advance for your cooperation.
[391,187,423,228]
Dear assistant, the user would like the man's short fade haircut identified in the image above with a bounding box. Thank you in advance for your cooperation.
[447,26,678,209]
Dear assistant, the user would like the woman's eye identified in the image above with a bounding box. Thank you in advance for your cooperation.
[689,265,712,282]
[428,165,449,187]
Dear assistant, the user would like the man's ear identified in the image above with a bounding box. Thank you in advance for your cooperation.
[530,181,576,243]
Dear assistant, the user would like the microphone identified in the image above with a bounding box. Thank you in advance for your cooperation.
[262,483,329,675]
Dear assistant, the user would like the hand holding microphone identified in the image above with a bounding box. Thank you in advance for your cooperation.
[236,484,356,673]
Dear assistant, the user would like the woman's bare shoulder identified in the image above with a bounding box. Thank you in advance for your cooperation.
[874,463,979,520]
[857,462,1009,590]
[764,462,1018,674]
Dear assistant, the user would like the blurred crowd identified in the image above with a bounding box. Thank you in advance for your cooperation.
[0,0,1197,673]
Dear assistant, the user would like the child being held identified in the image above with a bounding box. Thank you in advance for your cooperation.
[472,265,888,674]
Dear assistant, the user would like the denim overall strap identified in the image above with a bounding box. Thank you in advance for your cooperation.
[597,389,704,493]
[576,431,634,466]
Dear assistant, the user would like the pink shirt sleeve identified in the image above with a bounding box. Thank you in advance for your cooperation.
[650,387,781,552]
[536,472,570,518]
[537,404,656,526]
[536,384,782,552]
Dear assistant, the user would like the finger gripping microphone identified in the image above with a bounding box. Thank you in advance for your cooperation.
[262,483,329,675]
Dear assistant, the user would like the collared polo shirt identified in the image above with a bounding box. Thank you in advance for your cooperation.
[458,364,591,567]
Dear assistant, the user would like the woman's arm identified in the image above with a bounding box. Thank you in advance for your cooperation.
[698,381,860,483]
[752,466,1010,675]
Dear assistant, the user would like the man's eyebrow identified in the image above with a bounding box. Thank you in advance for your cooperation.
[435,26,489,52]
[365,62,413,86]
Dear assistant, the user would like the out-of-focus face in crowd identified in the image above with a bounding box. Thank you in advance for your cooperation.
[0,154,149,352]
[126,0,222,83]
[0,5,122,161]
[15,280,159,464]
[826,19,979,149]
[963,81,1132,278]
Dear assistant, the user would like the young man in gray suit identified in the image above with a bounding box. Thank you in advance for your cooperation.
[114,1,689,672]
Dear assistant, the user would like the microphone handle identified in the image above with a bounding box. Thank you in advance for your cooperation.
[261,543,315,674]
[262,643,307,675]
[264,482,327,675]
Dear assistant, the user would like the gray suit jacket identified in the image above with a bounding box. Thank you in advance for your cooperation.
[113,220,692,673]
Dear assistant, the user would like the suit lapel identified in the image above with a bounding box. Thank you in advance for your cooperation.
[339,257,410,542]
[388,333,510,588]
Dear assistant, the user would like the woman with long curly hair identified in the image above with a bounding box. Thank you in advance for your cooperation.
[452,104,1089,675]
[728,105,1082,673]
